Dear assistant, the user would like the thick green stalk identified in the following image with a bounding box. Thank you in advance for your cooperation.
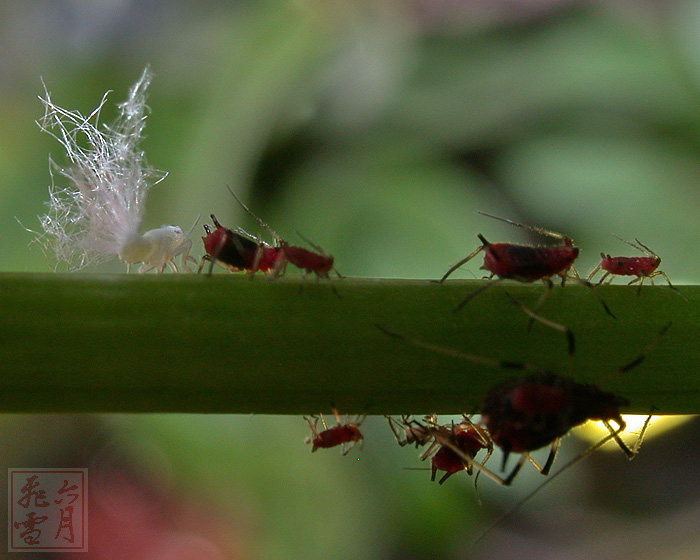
[0,273,696,414]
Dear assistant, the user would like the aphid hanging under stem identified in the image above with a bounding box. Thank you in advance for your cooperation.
[388,415,493,495]
[386,415,436,448]
[304,407,365,455]
[424,416,493,486]
[377,322,669,486]
[33,67,196,273]
[473,410,655,545]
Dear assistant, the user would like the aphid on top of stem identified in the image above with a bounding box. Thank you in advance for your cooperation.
[377,323,670,486]
[227,187,340,280]
[437,211,613,318]
[587,235,684,298]
[198,214,281,276]
[33,67,196,273]
[304,407,365,455]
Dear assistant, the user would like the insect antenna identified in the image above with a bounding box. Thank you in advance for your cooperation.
[227,186,283,245]
[611,234,657,258]
[475,211,571,243]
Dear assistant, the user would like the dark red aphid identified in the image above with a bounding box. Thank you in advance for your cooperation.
[426,420,492,484]
[478,235,578,283]
[199,214,282,275]
[438,212,580,309]
[377,323,669,486]
[389,415,493,486]
[227,188,339,280]
[588,236,681,296]
[439,232,578,286]
[305,408,364,455]
[480,373,630,484]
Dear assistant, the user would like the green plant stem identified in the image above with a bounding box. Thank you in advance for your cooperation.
[1,273,697,414]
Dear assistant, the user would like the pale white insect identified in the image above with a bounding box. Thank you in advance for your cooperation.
[34,66,196,273]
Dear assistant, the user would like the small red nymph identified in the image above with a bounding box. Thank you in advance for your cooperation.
[428,421,492,484]
[305,408,365,455]
[588,236,680,295]
[282,244,334,279]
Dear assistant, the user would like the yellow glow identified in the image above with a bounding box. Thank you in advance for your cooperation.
[576,414,693,450]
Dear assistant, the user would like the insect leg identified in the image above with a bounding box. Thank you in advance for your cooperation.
[502,454,528,486]
[538,438,560,476]
[530,277,554,314]
[601,419,635,458]
[587,262,602,283]
[649,270,686,300]
[505,292,575,355]
[597,270,612,285]
[453,277,501,313]
[616,322,672,374]
[435,245,485,283]
[630,410,655,456]
[627,274,645,296]
[573,277,616,319]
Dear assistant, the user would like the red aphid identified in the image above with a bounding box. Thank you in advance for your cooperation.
[479,235,578,282]
[588,236,680,295]
[438,212,582,313]
[481,373,630,484]
[227,187,339,280]
[389,414,493,485]
[386,415,436,448]
[305,408,364,455]
[428,421,492,484]
[282,243,334,279]
[430,445,466,483]
[199,214,282,275]
[377,323,669,486]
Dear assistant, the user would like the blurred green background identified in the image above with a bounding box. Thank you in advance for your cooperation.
[2,1,700,559]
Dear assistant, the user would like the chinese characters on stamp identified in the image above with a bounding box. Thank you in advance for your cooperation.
[8,469,87,552]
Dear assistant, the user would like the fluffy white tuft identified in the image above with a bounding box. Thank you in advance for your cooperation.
[36,67,166,269]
